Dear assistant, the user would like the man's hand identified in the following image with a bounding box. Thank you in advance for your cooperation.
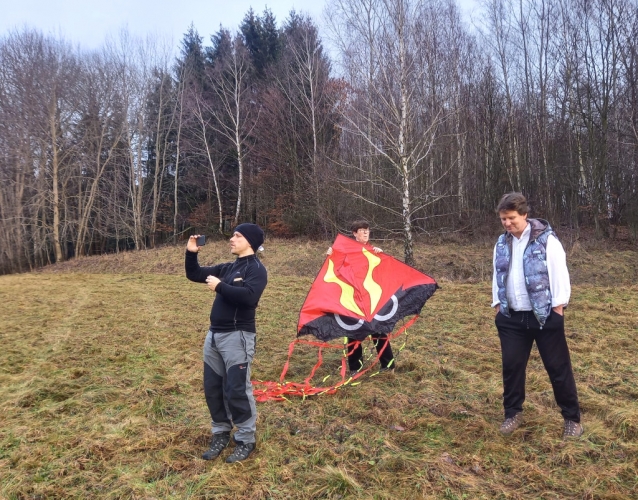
[326,247,333,256]
[495,304,500,315]
[552,305,564,316]
[372,246,383,254]
[187,235,202,253]
[206,275,221,292]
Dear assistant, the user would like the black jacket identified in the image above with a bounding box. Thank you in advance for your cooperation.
[185,250,268,333]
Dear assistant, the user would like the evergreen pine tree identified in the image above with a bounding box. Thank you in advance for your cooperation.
[175,24,206,87]
[240,8,282,79]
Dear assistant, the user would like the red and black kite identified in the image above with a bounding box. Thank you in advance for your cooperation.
[298,235,438,342]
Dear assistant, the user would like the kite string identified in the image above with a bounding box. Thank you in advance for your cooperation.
[252,315,419,402]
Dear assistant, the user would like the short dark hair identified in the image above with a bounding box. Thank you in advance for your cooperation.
[496,192,529,215]
[350,220,370,233]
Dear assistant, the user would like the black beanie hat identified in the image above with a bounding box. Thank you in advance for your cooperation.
[234,223,264,252]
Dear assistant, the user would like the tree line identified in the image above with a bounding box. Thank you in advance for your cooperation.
[1,0,637,273]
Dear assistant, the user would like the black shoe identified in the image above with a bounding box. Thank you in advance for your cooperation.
[202,432,230,460]
[349,369,361,378]
[225,441,256,463]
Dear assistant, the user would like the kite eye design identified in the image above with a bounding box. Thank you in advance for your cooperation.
[333,294,398,330]
[334,314,364,331]
[373,294,398,321]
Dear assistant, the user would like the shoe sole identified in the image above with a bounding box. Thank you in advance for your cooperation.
[499,428,521,436]
[202,445,228,460]
[226,448,256,463]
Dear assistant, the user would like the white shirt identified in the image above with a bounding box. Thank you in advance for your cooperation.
[492,222,571,310]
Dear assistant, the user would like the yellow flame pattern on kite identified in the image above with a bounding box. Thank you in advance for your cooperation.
[324,249,383,318]
[324,259,365,316]
[362,248,382,312]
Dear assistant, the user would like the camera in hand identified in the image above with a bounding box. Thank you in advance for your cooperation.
[196,235,206,246]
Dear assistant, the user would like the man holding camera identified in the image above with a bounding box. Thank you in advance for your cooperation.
[185,223,267,462]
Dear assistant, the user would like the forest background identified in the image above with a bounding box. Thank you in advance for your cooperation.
[2,0,638,274]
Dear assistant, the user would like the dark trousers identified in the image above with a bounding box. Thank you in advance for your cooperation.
[347,334,395,371]
[496,310,580,422]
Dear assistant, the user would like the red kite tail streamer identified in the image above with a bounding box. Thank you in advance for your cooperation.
[252,315,419,402]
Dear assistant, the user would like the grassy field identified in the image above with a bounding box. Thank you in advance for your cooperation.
[1,239,637,499]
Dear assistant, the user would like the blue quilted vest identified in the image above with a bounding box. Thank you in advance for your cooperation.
[495,218,554,327]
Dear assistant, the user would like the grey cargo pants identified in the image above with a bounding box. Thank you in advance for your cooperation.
[203,330,257,444]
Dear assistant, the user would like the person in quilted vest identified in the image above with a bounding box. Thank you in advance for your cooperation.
[492,192,583,439]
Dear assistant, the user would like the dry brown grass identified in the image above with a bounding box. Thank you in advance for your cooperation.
[39,236,638,285]
[1,239,637,499]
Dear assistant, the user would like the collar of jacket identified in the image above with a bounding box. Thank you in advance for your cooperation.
[503,218,550,244]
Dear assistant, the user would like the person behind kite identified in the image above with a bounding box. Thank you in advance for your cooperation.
[252,226,436,402]
[327,220,396,376]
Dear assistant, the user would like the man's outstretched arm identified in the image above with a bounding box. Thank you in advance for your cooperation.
[185,235,225,283]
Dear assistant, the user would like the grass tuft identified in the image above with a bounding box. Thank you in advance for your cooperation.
[311,465,363,498]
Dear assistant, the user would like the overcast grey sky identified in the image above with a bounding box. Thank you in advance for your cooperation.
[1,0,479,50]
[1,0,327,49]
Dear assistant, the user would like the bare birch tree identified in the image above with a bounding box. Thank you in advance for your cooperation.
[74,51,125,257]
[204,31,257,227]
[191,91,224,233]
[327,0,445,264]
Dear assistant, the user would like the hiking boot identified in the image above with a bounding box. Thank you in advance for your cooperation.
[499,413,523,435]
[202,432,230,460]
[379,366,395,373]
[225,442,256,463]
[563,420,584,439]
[349,369,361,378]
